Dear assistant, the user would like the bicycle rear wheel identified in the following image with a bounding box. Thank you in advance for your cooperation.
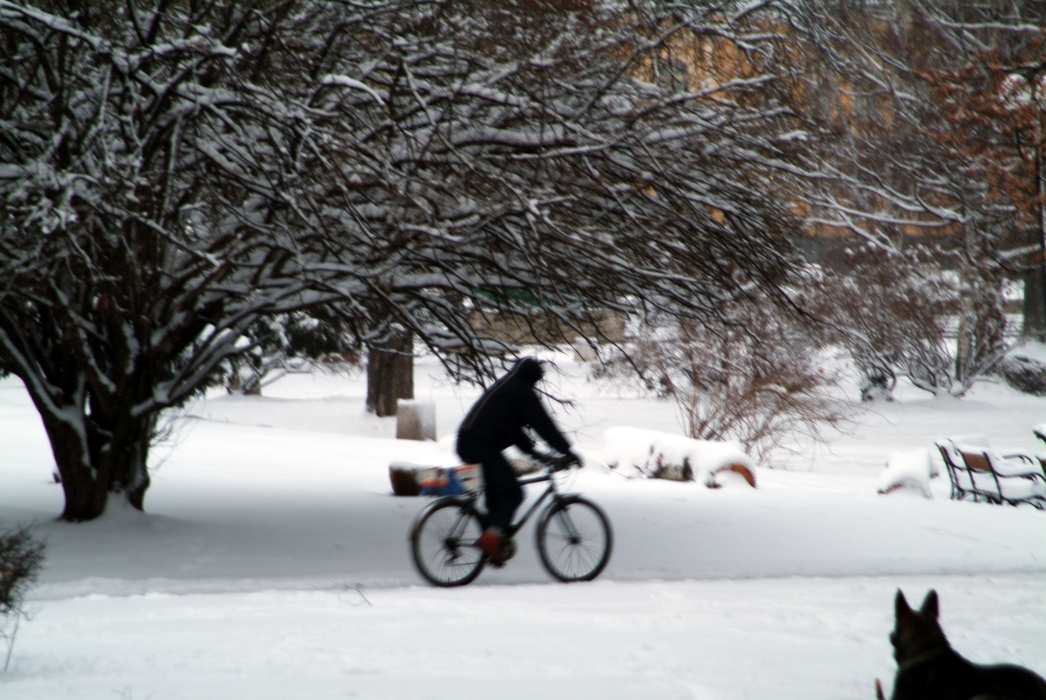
[536,495,612,582]
[410,498,486,586]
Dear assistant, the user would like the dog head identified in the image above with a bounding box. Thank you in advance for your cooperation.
[889,589,950,664]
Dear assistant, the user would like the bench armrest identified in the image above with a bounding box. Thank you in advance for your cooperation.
[1001,451,1036,465]
[987,451,1046,479]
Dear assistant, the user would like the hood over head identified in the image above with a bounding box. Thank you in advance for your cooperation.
[514,357,545,385]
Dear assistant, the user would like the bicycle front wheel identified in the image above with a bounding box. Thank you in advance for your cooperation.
[410,498,486,587]
[536,496,612,582]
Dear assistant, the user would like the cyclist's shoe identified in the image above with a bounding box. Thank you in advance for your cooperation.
[498,536,517,563]
[476,529,507,567]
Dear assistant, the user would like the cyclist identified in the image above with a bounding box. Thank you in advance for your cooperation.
[456,357,580,566]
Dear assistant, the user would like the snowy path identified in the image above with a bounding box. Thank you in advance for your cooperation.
[12,417,1045,599]
[5,574,1044,700]
[8,405,1043,597]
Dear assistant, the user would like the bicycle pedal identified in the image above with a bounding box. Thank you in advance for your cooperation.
[498,538,517,562]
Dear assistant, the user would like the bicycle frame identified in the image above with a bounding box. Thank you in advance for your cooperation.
[505,471,564,538]
[458,469,567,538]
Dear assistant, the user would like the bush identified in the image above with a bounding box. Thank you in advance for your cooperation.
[1,525,44,672]
[595,304,849,466]
[807,244,1008,399]
[1,525,44,619]
[995,354,1046,396]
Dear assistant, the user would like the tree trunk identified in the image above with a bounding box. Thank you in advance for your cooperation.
[955,299,974,387]
[1022,263,1046,342]
[1029,124,1046,343]
[30,390,154,522]
[366,330,414,417]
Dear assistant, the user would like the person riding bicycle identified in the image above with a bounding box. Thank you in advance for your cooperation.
[456,357,581,566]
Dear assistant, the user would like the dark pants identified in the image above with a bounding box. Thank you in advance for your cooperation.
[456,434,523,532]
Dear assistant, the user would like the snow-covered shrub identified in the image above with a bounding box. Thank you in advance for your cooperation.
[877,448,938,498]
[601,427,756,487]
[0,525,45,672]
[994,353,1046,397]
[807,244,1007,399]
[0,526,43,619]
[594,304,848,466]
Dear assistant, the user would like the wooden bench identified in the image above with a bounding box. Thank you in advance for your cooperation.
[935,436,1046,509]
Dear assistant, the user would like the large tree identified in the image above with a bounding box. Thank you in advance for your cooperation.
[920,17,1046,342]
[1,0,821,521]
[778,1,1046,397]
[0,1,363,520]
[796,1,1046,338]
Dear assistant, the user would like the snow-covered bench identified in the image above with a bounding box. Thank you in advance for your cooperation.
[1033,424,1046,470]
[934,435,1046,509]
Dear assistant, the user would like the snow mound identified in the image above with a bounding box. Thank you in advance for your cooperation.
[601,426,756,488]
[877,448,937,498]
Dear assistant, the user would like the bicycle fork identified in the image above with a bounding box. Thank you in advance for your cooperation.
[551,504,583,545]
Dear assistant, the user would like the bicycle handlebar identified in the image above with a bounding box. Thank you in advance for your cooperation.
[531,451,579,472]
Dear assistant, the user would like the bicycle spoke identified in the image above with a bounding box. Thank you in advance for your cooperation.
[537,497,611,582]
[411,500,485,587]
[550,533,597,571]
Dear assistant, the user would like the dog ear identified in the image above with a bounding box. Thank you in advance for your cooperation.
[919,590,939,619]
[895,589,912,619]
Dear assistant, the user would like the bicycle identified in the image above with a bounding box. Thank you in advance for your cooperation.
[409,453,613,587]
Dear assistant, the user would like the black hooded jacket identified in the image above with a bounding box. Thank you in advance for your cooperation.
[457,358,572,456]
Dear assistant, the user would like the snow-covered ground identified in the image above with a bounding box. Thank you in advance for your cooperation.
[1,351,1045,699]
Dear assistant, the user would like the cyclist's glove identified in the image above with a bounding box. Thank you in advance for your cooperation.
[552,450,581,471]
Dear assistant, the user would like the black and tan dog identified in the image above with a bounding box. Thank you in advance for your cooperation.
[876,589,1046,700]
